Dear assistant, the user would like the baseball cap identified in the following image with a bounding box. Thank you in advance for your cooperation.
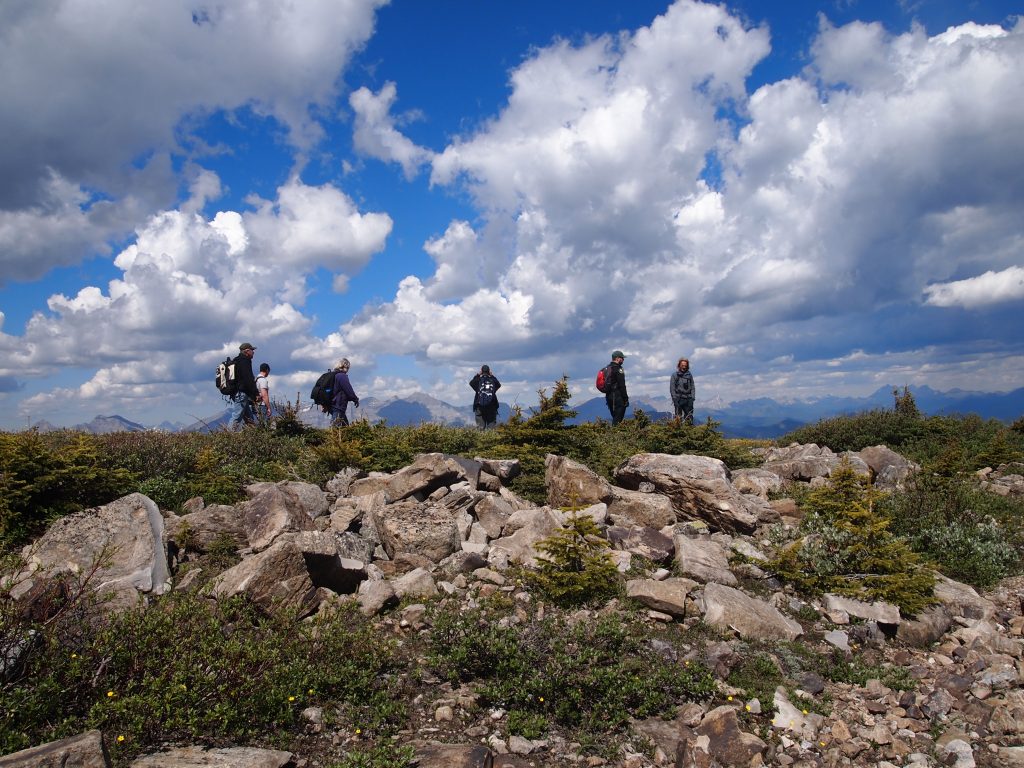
[239,342,256,351]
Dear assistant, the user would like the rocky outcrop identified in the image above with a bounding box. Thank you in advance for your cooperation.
[11,493,170,612]
[672,535,737,585]
[730,467,783,499]
[760,443,870,483]
[544,454,614,508]
[164,503,246,555]
[978,462,1024,497]
[857,444,919,489]
[372,500,462,562]
[625,577,697,618]
[613,453,773,533]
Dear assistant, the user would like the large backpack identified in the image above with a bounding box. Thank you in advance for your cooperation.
[477,375,497,409]
[310,370,335,412]
[215,357,237,396]
[595,364,614,393]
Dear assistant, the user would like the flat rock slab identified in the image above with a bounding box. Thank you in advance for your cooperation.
[129,746,295,767]
[0,730,110,767]
[703,582,803,641]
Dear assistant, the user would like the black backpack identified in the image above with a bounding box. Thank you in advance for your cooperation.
[310,370,335,412]
[477,375,497,408]
[215,357,237,396]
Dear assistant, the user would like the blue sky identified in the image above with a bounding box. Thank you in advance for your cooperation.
[1,0,1022,430]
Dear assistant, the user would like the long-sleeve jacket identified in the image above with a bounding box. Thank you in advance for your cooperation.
[669,370,695,403]
[605,361,628,403]
[232,354,259,401]
[331,370,359,411]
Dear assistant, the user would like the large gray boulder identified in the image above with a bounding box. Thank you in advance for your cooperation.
[488,508,562,568]
[679,706,766,768]
[241,485,316,552]
[545,454,613,507]
[673,536,737,585]
[372,500,461,562]
[607,487,677,528]
[625,577,698,618]
[352,453,470,502]
[165,503,246,554]
[0,730,110,767]
[13,493,170,611]
[246,481,329,519]
[607,526,674,563]
[730,468,783,499]
[474,495,514,539]
[411,742,492,768]
[932,573,997,621]
[856,445,919,489]
[824,593,900,625]
[613,454,772,534]
[760,443,870,483]
[210,535,321,617]
[702,583,803,641]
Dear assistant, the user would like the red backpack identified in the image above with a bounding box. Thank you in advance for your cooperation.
[595,364,614,393]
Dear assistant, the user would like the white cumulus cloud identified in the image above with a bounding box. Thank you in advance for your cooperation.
[924,266,1024,308]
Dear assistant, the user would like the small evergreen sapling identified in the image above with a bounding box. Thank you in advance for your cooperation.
[528,511,620,606]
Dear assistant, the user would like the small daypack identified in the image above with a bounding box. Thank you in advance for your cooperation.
[216,357,237,396]
[477,375,497,408]
[595,364,614,393]
[310,370,335,412]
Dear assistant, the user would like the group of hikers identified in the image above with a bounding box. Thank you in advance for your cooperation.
[223,344,695,431]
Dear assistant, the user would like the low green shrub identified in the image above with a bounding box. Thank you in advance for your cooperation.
[775,642,915,691]
[726,653,784,709]
[0,594,405,761]
[879,473,1022,588]
[0,432,134,551]
[427,601,715,734]
[329,742,416,768]
[767,462,935,615]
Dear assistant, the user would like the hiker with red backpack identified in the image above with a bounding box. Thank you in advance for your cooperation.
[599,350,629,425]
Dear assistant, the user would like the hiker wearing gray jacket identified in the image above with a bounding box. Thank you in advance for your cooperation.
[670,357,695,425]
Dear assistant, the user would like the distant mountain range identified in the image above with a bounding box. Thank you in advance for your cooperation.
[27,385,1024,439]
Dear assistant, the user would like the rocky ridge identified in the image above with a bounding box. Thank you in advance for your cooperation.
[3,444,1023,768]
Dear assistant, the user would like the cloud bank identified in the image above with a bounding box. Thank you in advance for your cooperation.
[1,0,1022,427]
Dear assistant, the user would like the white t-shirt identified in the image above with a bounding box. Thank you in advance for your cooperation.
[257,374,269,397]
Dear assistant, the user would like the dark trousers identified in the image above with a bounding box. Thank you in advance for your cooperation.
[331,403,350,426]
[607,394,627,425]
[674,398,694,425]
[475,407,497,429]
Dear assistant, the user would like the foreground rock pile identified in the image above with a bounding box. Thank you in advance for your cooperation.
[3,444,1022,768]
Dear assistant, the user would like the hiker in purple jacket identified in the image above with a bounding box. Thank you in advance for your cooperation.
[330,358,360,426]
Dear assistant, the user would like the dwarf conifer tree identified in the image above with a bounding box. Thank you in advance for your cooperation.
[768,461,935,615]
[893,386,921,418]
[525,376,577,429]
[528,512,619,606]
